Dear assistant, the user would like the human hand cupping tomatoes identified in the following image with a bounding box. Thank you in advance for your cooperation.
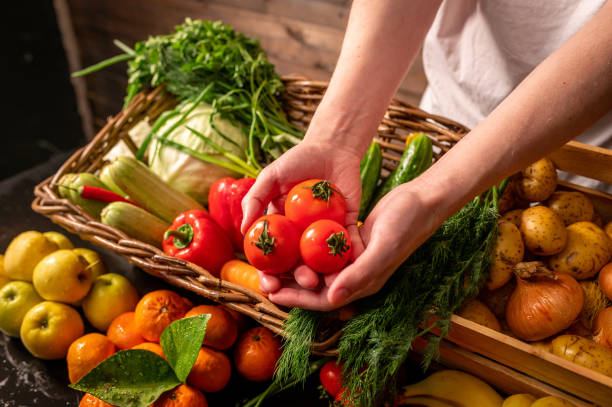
[243,178,354,299]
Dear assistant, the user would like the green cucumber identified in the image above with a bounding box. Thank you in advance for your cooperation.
[57,173,109,220]
[101,202,169,248]
[358,142,382,221]
[368,133,433,211]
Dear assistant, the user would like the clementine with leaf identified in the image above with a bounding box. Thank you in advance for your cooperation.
[187,347,231,393]
[67,333,115,383]
[134,290,190,342]
[184,305,237,350]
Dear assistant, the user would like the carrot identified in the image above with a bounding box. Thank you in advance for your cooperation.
[220,260,266,297]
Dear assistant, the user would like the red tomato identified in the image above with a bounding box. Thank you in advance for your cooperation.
[319,360,344,397]
[284,179,347,230]
[243,214,301,274]
[300,220,352,274]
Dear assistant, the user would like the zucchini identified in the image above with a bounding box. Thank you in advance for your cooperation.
[101,202,169,248]
[99,164,128,198]
[368,133,433,211]
[358,142,382,221]
[107,156,204,223]
[57,173,109,220]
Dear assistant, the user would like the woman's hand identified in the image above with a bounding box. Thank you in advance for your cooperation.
[241,139,367,295]
[264,181,445,311]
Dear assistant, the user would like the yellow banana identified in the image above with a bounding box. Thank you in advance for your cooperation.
[502,394,537,407]
[530,396,575,407]
[398,395,457,406]
[401,370,503,407]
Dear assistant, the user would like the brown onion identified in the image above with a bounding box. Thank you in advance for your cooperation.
[599,263,612,301]
[506,266,584,341]
[593,307,612,349]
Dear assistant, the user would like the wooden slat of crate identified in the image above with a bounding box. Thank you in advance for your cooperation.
[411,337,592,407]
[550,141,612,186]
[441,315,612,406]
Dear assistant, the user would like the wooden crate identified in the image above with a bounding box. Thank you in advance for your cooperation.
[432,140,612,407]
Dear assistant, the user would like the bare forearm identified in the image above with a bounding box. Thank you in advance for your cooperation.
[306,0,441,156]
[416,1,612,220]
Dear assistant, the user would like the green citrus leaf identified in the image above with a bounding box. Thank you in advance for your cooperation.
[70,349,180,407]
[160,314,210,382]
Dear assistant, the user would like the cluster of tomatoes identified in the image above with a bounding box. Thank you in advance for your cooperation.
[244,179,352,276]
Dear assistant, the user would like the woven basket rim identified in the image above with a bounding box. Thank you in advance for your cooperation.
[31,75,469,355]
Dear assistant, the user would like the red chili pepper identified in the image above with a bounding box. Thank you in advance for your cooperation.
[163,210,235,277]
[208,177,255,251]
[80,185,136,205]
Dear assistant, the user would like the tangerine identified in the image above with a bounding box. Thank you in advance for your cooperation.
[152,384,207,407]
[132,342,165,359]
[185,305,238,350]
[187,347,231,393]
[107,311,146,350]
[134,290,190,342]
[67,333,116,383]
[79,393,114,407]
[234,326,281,382]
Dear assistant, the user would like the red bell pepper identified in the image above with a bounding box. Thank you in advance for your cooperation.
[208,177,256,250]
[162,210,234,277]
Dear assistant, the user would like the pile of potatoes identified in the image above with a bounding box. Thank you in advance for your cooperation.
[456,157,612,376]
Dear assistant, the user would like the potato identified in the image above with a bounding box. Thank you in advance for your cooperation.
[479,279,516,319]
[501,209,523,228]
[592,211,604,228]
[530,396,576,407]
[605,221,612,242]
[530,340,553,353]
[498,179,519,214]
[456,299,501,331]
[515,158,557,202]
[548,222,612,280]
[551,334,612,377]
[520,206,567,256]
[486,221,524,290]
[545,191,594,225]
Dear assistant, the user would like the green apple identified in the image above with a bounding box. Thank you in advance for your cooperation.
[72,248,107,280]
[43,231,74,250]
[82,273,139,331]
[0,254,11,289]
[4,231,60,281]
[0,281,43,337]
[20,301,84,360]
[32,249,94,303]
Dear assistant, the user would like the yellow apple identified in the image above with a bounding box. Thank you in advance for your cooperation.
[82,273,139,331]
[20,301,84,359]
[0,281,43,337]
[42,231,74,250]
[4,231,60,281]
[72,248,107,280]
[32,250,94,303]
[0,254,11,289]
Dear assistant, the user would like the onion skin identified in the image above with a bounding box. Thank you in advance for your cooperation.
[599,263,612,301]
[593,307,612,350]
[506,273,584,341]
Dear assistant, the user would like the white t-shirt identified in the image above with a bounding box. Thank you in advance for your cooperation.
[420,0,612,191]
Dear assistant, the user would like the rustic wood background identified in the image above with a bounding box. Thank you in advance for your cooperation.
[56,0,428,137]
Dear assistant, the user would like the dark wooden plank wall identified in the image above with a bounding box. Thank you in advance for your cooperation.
[62,0,428,132]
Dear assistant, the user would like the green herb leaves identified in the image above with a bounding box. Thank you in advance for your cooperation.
[71,314,209,407]
[277,184,505,406]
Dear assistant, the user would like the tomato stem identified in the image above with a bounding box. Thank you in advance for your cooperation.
[305,180,342,204]
[255,220,275,255]
[326,232,350,257]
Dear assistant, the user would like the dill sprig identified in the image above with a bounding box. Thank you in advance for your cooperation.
[276,184,504,406]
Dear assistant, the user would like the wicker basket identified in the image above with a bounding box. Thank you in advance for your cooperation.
[31,75,469,355]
